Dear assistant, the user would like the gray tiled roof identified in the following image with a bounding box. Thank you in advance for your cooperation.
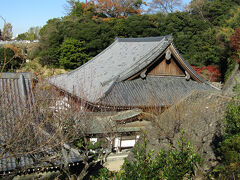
[0,72,33,131]
[0,73,81,174]
[74,109,143,134]
[49,36,173,103]
[100,76,216,107]
[0,73,34,172]
[49,36,218,108]
[0,72,33,106]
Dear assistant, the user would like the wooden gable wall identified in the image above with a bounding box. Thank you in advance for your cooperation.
[147,55,185,76]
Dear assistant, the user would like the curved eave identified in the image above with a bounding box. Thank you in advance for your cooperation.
[169,44,220,90]
[169,44,204,83]
[119,36,173,82]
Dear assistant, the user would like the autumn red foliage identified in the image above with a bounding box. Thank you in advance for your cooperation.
[192,65,221,82]
[230,28,240,53]
[230,28,240,63]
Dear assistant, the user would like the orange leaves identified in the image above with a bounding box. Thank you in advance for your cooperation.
[3,44,25,59]
[67,0,144,19]
[95,0,144,18]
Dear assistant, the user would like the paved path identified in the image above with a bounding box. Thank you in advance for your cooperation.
[103,152,129,172]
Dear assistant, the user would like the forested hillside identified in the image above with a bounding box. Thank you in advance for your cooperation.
[1,0,240,79]
[32,0,240,81]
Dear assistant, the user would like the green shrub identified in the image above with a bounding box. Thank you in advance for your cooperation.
[122,131,200,180]
[39,46,60,67]
[93,131,201,180]
[214,88,240,179]
[91,168,113,180]
[224,96,240,136]
[224,57,237,82]
[59,38,90,70]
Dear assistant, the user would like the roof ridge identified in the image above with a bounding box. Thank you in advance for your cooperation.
[116,36,165,42]
[118,36,172,81]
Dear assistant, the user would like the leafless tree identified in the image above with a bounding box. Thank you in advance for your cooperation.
[0,16,13,41]
[0,78,120,179]
[0,16,6,41]
[148,0,182,14]
[185,0,208,22]
[2,23,13,40]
